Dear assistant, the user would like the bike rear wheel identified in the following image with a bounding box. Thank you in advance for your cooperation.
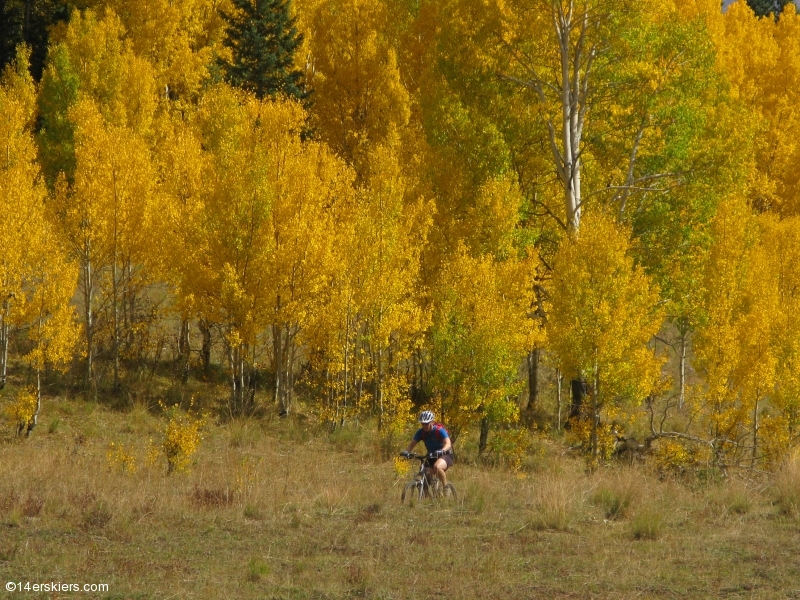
[442,483,457,500]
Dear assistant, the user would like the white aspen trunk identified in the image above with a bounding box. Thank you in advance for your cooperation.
[590,352,600,465]
[342,298,351,425]
[376,347,383,432]
[556,1,579,231]
[357,337,364,410]
[0,297,9,389]
[272,322,282,407]
[27,368,41,436]
[557,369,563,431]
[82,239,94,392]
[112,259,120,390]
[227,339,237,408]
[239,346,246,414]
[679,330,687,409]
[752,392,759,468]
[283,325,298,415]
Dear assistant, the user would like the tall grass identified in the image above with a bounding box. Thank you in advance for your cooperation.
[773,454,800,516]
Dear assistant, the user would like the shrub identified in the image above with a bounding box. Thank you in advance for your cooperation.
[157,403,205,474]
[487,428,532,472]
[3,388,37,435]
[654,438,693,475]
[530,475,580,531]
[631,506,663,540]
[591,470,641,519]
[106,442,137,473]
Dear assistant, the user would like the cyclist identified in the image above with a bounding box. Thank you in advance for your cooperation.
[400,410,453,488]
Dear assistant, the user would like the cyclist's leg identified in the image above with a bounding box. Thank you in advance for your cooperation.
[432,457,450,486]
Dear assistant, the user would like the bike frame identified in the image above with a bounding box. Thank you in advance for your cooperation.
[401,453,443,502]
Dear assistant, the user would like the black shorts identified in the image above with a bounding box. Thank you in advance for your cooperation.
[426,453,453,469]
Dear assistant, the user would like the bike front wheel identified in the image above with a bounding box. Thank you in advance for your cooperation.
[401,481,422,504]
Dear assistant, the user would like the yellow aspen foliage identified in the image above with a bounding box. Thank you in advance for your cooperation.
[2,388,38,436]
[692,198,785,467]
[52,9,157,133]
[158,402,205,474]
[0,47,44,386]
[307,154,426,431]
[302,0,411,177]
[766,216,800,437]
[106,442,138,473]
[0,47,78,429]
[19,226,80,377]
[164,84,353,415]
[429,244,538,439]
[51,97,156,389]
[352,140,432,433]
[712,3,800,215]
[91,0,225,101]
[548,212,664,464]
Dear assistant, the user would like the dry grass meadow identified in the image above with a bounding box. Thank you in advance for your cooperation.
[2,396,800,599]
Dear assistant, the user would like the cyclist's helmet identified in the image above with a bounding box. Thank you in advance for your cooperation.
[418,410,435,424]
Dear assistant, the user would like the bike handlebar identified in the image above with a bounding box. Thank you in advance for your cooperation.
[399,452,451,460]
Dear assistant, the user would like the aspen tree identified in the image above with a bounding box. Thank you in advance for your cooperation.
[0,46,39,390]
[713,3,800,216]
[92,0,224,101]
[42,10,159,391]
[353,139,431,434]
[429,245,539,447]
[692,200,784,467]
[303,0,411,178]
[17,227,79,435]
[38,9,157,186]
[0,47,78,433]
[548,212,663,465]
[67,100,156,389]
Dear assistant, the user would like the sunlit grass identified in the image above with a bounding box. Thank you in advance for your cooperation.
[0,396,795,598]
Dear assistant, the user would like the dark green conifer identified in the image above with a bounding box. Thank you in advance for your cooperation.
[745,0,792,20]
[218,0,308,102]
[0,0,69,80]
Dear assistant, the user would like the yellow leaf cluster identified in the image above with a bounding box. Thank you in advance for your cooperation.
[159,403,205,473]
[549,212,664,408]
[2,388,37,433]
[106,442,138,474]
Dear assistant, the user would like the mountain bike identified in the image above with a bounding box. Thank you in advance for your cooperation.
[399,453,457,504]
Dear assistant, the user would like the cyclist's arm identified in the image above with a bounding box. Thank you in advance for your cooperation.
[405,440,418,454]
[442,437,452,453]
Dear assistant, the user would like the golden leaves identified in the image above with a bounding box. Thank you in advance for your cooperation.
[549,212,664,406]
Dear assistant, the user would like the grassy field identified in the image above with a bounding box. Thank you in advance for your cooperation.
[1,396,800,599]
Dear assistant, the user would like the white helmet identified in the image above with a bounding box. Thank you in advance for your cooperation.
[418,410,435,424]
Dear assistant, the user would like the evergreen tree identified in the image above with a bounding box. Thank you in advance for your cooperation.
[0,0,69,80]
[745,0,792,20]
[218,0,307,102]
